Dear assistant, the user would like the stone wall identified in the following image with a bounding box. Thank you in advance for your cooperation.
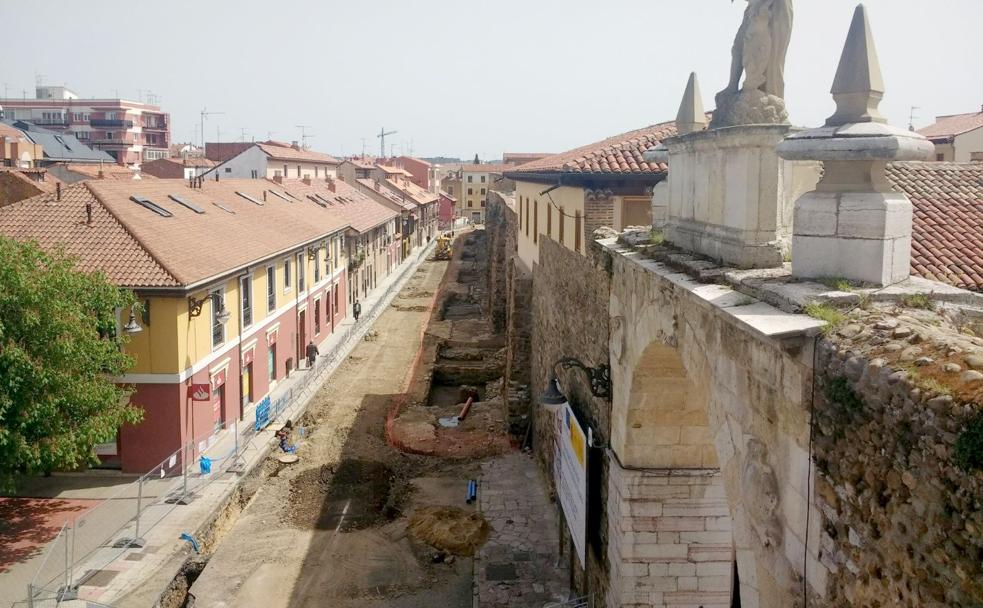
[531,236,613,597]
[811,325,983,606]
[486,191,513,332]
[584,192,614,240]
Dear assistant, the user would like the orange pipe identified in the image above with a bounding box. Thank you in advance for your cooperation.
[458,396,475,421]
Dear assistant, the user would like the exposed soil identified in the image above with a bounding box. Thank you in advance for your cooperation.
[407,506,491,556]
[287,460,399,531]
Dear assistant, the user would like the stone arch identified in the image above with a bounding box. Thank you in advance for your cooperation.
[622,341,717,469]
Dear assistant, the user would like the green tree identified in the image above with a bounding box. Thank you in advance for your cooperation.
[0,236,143,489]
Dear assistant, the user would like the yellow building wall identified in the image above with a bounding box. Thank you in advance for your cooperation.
[515,180,585,271]
[125,237,345,375]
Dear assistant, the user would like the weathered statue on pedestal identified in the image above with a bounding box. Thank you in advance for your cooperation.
[711,0,794,128]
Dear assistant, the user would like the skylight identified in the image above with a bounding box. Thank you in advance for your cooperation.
[307,195,327,208]
[212,202,236,214]
[130,195,173,218]
[267,190,292,202]
[314,194,333,205]
[168,194,205,214]
[235,191,264,206]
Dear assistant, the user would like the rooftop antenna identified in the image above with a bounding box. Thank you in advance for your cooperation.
[200,108,224,148]
[137,88,143,103]
[377,126,397,159]
[239,127,248,142]
[390,143,397,157]
[35,73,45,87]
[146,90,159,105]
[266,130,275,140]
[2,83,9,99]
[295,125,314,148]
[361,138,366,157]
[908,105,921,132]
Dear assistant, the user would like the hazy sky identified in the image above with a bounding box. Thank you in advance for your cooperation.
[2,1,981,160]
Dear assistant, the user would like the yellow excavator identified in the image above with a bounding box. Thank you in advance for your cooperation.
[433,233,453,260]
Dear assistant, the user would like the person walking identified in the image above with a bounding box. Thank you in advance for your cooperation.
[305,340,319,369]
[353,300,362,323]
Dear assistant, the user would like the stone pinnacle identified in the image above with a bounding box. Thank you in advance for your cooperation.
[827,4,886,126]
[676,72,708,135]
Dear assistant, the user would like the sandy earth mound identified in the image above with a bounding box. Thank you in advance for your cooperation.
[407,505,491,555]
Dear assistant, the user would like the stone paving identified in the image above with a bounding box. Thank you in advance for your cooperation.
[476,451,570,608]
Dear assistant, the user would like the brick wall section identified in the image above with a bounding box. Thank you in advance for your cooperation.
[606,466,734,607]
[585,195,614,239]
[531,236,613,598]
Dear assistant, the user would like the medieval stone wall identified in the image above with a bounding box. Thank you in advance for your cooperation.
[812,334,983,606]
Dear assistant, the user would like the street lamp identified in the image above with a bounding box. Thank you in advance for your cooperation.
[123,310,143,334]
[540,356,612,402]
[188,292,231,324]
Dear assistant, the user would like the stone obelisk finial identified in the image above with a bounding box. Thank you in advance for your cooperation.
[827,4,885,126]
[676,73,708,135]
[777,3,933,287]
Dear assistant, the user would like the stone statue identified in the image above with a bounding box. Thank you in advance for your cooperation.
[711,0,794,128]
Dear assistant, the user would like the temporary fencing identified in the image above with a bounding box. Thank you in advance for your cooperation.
[24,239,435,607]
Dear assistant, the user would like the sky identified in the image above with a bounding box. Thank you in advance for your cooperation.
[2,0,981,161]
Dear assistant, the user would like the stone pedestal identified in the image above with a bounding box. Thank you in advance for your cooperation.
[791,189,912,285]
[664,125,820,269]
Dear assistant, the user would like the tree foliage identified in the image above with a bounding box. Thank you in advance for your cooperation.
[0,236,143,489]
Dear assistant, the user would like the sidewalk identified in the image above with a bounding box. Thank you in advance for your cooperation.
[3,240,437,608]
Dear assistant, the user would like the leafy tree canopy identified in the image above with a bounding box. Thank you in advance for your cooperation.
[0,236,143,490]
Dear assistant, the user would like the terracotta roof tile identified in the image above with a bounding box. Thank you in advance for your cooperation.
[506,120,679,176]
[274,178,397,233]
[0,178,353,289]
[917,111,983,141]
[354,178,416,211]
[256,142,340,165]
[887,161,983,291]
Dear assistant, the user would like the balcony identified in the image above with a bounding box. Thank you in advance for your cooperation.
[142,120,167,130]
[31,118,68,126]
[90,118,134,129]
[91,138,134,146]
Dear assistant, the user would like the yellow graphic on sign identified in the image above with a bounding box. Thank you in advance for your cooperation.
[568,419,586,467]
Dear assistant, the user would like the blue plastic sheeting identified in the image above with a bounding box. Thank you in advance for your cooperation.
[199,456,212,475]
[255,396,272,431]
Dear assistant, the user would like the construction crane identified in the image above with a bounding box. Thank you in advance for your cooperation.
[378,127,397,159]
[295,125,315,148]
[200,108,224,148]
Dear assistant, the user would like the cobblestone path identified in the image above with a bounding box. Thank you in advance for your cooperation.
[476,452,570,607]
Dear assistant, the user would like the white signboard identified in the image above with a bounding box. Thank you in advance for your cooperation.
[554,401,589,565]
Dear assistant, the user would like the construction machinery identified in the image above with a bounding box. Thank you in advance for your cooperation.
[433,233,453,260]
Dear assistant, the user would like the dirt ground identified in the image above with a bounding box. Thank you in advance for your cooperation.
[185,243,494,608]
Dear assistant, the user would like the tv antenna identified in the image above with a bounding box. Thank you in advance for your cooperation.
[295,125,314,148]
[908,106,921,132]
[377,126,397,159]
[200,108,224,148]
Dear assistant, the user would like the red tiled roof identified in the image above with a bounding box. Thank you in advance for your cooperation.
[205,142,252,162]
[384,178,437,206]
[887,161,983,291]
[274,178,397,233]
[0,179,353,289]
[256,142,340,165]
[0,182,178,287]
[354,178,415,211]
[917,111,983,141]
[507,120,679,175]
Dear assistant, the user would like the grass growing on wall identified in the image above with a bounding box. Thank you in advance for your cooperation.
[804,302,846,334]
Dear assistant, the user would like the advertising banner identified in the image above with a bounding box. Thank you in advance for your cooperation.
[187,383,211,401]
[554,402,588,565]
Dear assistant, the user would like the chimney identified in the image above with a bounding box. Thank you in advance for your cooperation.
[374,179,380,191]
[263,190,268,202]
[85,201,92,226]
[327,178,336,193]
[291,141,300,150]
[302,176,312,186]
[273,174,283,184]
[215,171,220,182]
[56,182,61,201]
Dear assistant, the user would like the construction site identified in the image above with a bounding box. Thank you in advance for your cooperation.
[144,230,568,608]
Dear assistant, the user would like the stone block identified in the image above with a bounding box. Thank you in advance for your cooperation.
[836,192,912,239]
[678,576,699,591]
[688,544,733,562]
[698,575,732,592]
[792,192,839,236]
[792,233,910,286]
[632,543,690,561]
[668,562,697,577]
[696,561,733,577]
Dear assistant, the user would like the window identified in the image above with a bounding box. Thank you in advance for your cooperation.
[283,164,288,176]
[315,166,319,178]
[313,247,321,283]
[224,167,232,173]
[467,188,473,195]
[480,175,486,183]
[559,206,565,244]
[468,201,473,208]
[297,165,302,177]
[314,298,321,335]
[575,210,582,252]
[297,253,305,292]
[467,175,473,183]
[334,285,339,311]
[936,153,945,161]
[106,132,114,140]
[518,198,523,230]
[547,204,552,237]
[251,169,258,178]
[525,199,530,236]
[240,275,253,327]
[283,257,292,291]
[266,266,276,312]
[447,186,454,195]
[268,344,277,383]
[211,289,225,348]
[481,200,486,207]
[480,188,485,194]
[534,199,538,243]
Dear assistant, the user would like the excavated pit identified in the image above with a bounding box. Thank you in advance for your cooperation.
[287,459,400,531]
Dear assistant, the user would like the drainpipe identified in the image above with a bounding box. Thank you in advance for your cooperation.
[237,268,249,421]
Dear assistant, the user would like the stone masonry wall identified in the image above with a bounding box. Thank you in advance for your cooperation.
[584,195,614,242]
[486,192,534,433]
[531,236,613,598]
[810,318,983,606]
